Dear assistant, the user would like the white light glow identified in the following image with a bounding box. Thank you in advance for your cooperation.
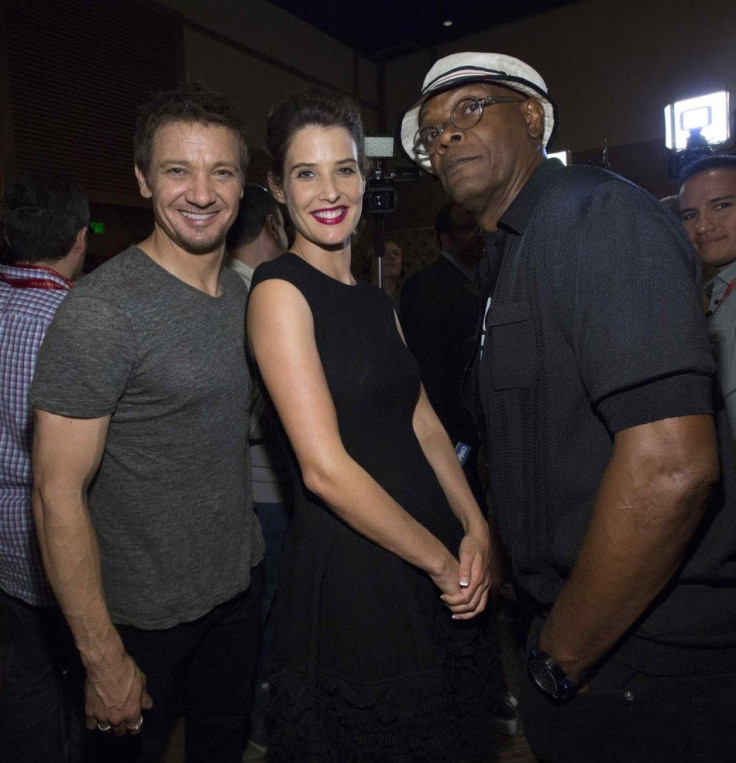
[664,91,730,150]
[548,150,569,165]
[443,20,453,27]
[364,136,395,158]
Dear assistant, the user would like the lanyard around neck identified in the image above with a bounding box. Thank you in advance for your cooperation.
[0,263,74,291]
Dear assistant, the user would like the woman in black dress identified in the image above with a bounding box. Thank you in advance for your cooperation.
[247,88,501,761]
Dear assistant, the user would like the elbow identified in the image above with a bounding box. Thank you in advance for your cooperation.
[300,458,344,503]
[675,428,720,500]
[301,465,324,498]
[657,447,719,520]
[31,484,52,555]
[625,416,721,515]
[681,454,719,504]
[31,474,84,527]
[31,484,48,525]
[31,482,60,540]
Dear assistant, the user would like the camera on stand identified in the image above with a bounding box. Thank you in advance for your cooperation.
[362,136,421,287]
[363,185,397,214]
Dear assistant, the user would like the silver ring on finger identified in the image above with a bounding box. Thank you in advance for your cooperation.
[97,722,112,732]
[126,715,144,732]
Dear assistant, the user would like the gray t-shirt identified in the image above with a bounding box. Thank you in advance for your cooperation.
[30,247,264,629]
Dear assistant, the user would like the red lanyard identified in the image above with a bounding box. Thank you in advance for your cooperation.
[0,263,74,291]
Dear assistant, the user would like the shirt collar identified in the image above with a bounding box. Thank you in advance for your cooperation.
[440,250,475,280]
[498,158,565,235]
[0,262,75,289]
[226,257,254,280]
[714,258,736,287]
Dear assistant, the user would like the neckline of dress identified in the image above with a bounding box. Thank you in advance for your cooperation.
[287,251,360,288]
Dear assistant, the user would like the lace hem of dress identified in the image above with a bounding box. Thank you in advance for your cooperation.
[267,623,500,762]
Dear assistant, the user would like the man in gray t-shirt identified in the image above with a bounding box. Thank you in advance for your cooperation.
[30,83,263,762]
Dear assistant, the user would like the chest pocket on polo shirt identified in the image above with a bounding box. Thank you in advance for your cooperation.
[486,301,538,389]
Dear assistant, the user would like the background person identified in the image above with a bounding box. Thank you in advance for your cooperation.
[400,202,485,499]
[225,183,291,760]
[361,238,404,309]
[400,200,519,735]
[0,173,89,763]
[679,155,736,450]
[380,238,404,309]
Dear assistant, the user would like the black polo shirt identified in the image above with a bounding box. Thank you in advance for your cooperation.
[477,159,736,673]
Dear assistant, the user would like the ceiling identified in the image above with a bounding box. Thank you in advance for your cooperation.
[268,0,579,62]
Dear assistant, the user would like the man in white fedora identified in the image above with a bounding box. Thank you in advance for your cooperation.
[401,52,736,762]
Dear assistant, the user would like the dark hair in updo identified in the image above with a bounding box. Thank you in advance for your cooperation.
[266,88,367,184]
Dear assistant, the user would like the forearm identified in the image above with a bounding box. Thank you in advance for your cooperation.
[417,427,488,536]
[539,416,718,681]
[410,403,492,613]
[32,486,123,669]
[303,454,454,578]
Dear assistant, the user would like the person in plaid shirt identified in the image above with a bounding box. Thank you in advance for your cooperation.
[0,173,89,762]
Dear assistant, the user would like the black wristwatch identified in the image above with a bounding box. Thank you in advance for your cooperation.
[528,645,578,701]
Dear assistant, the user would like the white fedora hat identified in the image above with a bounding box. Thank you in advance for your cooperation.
[400,52,558,173]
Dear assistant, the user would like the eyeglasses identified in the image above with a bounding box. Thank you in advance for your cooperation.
[413,95,525,157]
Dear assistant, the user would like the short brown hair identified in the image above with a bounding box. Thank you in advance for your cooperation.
[134,82,248,178]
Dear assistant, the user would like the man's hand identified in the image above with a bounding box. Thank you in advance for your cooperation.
[85,652,153,736]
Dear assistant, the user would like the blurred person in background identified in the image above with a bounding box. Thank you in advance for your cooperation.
[679,155,736,450]
[0,172,89,763]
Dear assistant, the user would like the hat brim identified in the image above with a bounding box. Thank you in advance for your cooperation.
[400,74,558,174]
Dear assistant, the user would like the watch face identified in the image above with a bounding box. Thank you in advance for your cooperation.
[530,659,558,694]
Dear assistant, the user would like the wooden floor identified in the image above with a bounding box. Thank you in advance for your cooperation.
[495,610,536,763]
[165,721,536,762]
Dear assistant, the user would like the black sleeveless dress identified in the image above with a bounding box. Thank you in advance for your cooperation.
[251,253,501,762]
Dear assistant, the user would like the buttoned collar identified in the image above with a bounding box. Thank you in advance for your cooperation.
[440,250,476,281]
[712,258,736,288]
[498,158,565,235]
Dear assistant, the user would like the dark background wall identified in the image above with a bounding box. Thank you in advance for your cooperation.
[0,0,379,263]
[1,0,734,263]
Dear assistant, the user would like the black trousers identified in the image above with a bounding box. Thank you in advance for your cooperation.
[81,567,263,763]
[0,590,83,763]
[520,618,736,763]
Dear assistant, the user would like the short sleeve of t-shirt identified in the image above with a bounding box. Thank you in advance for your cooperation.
[547,178,715,433]
[30,287,138,418]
